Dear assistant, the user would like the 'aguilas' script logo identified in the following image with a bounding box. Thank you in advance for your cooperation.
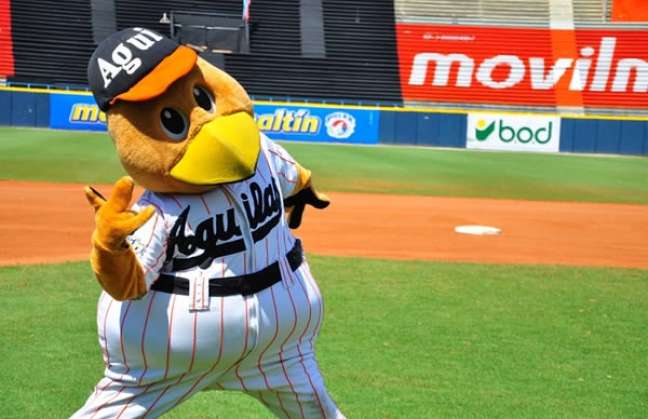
[165,180,282,271]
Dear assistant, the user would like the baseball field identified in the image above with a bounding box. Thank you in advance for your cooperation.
[0,126,647,418]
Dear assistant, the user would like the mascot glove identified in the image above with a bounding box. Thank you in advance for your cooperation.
[283,180,330,229]
[84,176,155,251]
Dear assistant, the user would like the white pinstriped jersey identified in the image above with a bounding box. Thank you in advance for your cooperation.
[71,134,344,418]
[128,133,301,291]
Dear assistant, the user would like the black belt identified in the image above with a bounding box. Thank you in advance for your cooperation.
[151,240,303,297]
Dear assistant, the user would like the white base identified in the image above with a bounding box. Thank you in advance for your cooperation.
[454,225,502,236]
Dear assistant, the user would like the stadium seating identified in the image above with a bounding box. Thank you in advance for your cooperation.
[3,0,402,103]
[0,0,640,109]
[9,0,95,86]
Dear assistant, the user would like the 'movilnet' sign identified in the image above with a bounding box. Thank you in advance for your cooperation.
[49,93,380,144]
[50,93,106,131]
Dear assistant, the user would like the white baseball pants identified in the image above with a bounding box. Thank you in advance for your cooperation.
[70,263,344,419]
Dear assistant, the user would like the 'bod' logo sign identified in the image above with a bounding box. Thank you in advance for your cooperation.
[467,113,561,153]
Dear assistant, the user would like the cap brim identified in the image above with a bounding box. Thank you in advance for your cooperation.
[112,45,198,105]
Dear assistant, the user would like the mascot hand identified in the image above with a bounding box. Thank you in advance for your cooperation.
[283,182,330,229]
[84,176,155,250]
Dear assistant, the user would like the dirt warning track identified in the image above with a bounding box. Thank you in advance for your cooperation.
[1,180,647,268]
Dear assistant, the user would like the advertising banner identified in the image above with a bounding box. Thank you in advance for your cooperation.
[49,93,380,144]
[397,23,648,109]
[612,0,648,22]
[50,92,107,131]
[254,104,379,144]
[466,113,561,153]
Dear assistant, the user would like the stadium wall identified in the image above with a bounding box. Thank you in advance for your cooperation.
[0,88,49,127]
[1,86,648,156]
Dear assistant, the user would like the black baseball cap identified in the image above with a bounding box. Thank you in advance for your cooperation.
[88,27,197,111]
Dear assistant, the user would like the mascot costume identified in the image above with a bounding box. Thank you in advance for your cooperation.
[71,27,344,419]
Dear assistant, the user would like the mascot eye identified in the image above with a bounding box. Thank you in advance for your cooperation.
[160,108,188,141]
[193,86,215,113]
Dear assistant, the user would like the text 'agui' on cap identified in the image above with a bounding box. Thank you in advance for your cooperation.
[88,27,198,111]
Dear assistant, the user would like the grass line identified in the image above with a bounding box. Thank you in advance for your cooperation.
[1,258,646,418]
[1,127,647,204]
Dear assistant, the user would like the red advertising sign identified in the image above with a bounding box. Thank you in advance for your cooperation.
[396,23,648,109]
[612,0,648,22]
[0,0,14,77]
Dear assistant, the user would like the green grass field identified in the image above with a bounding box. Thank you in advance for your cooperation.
[1,126,647,203]
[0,126,647,418]
[1,260,647,418]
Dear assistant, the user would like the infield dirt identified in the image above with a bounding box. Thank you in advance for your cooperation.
[1,180,647,268]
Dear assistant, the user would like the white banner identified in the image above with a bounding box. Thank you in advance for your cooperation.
[466,113,561,152]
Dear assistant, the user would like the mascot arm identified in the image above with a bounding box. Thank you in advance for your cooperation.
[84,176,155,301]
[282,165,330,229]
[265,138,330,229]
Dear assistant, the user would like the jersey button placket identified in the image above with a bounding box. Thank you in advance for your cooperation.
[188,270,210,312]
[223,184,260,356]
